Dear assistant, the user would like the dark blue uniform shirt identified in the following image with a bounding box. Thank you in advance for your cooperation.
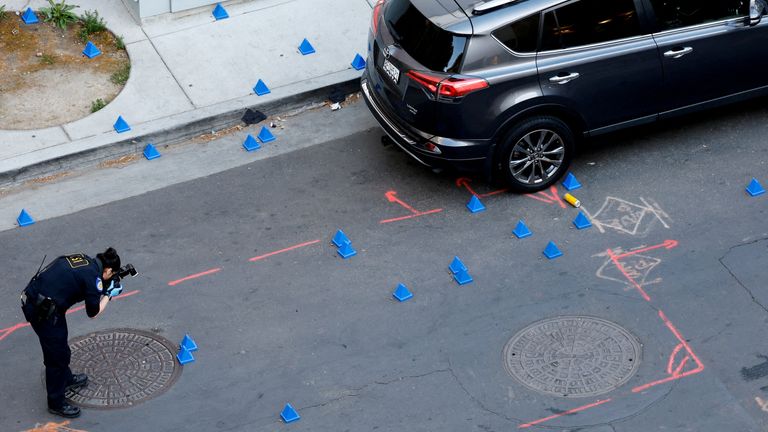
[30,254,104,318]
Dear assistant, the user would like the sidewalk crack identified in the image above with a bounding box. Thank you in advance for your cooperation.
[719,237,768,316]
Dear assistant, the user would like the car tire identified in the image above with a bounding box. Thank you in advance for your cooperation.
[496,116,575,193]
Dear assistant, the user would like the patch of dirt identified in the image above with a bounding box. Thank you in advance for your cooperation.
[0,12,130,130]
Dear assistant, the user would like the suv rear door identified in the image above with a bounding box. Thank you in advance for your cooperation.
[536,0,663,133]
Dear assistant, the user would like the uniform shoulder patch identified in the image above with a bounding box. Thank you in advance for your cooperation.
[96,277,103,292]
[66,254,90,268]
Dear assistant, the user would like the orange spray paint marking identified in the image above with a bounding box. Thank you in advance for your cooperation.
[0,290,140,345]
[249,239,321,262]
[632,309,705,393]
[455,177,508,198]
[606,248,652,302]
[523,186,567,208]
[379,190,442,224]
[168,268,222,286]
[22,420,88,432]
[615,240,678,260]
[518,398,612,428]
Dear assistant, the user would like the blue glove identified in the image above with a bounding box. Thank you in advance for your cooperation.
[106,280,123,297]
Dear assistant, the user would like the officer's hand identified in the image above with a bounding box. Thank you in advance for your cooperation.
[106,283,123,298]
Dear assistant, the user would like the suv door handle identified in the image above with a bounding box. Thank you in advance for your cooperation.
[549,72,580,84]
[663,47,694,59]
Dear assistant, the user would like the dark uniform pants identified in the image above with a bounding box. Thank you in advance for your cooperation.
[22,303,73,409]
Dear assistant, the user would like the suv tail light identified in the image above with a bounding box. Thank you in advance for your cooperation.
[372,0,386,35]
[406,70,489,100]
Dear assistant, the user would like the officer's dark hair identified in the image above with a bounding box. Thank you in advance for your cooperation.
[96,247,121,272]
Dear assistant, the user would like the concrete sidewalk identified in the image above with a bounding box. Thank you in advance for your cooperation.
[0,0,373,188]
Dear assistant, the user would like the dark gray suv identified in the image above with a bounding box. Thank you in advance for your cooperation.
[361,0,768,192]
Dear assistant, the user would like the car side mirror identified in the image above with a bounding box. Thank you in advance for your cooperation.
[750,0,765,26]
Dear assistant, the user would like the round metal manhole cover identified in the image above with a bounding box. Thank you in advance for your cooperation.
[503,316,641,398]
[62,329,182,409]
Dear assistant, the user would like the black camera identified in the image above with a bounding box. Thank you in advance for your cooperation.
[115,263,138,280]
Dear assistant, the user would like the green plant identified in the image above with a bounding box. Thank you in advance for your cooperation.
[115,35,125,50]
[110,63,130,85]
[40,0,79,30]
[80,10,106,34]
[90,98,107,113]
[40,53,55,65]
[0,5,7,19]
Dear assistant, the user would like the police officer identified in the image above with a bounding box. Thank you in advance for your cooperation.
[21,247,124,418]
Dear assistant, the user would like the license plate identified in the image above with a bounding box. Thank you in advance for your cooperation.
[382,58,400,84]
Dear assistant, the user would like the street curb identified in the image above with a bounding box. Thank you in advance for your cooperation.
[0,77,360,189]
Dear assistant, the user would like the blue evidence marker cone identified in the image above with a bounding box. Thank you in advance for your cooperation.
[143,144,161,160]
[453,269,473,285]
[177,347,195,365]
[17,209,35,227]
[746,178,765,197]
[543,241,563,259]
[332,229,351,247]
[448,256,467,275]
[243,134,261,151]
[466,195,486,213]
[253,79,270,96]
[22,8,39,24]
[257,126,276,143]
[180,334,198,352]
[393,283,413,302]
[281,403,300,423]
[212,3,229,20]
[113,116,130,133]
[298,38,315,55]
[337,242,357,259]
[351,54,366,71]
[513,220,532,239]
[82,41,101,58]
[562,173,582,191]
[572,212,592,230]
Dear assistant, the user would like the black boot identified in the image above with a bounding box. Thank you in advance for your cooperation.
[66,373,88,391]
[48,402,81,418]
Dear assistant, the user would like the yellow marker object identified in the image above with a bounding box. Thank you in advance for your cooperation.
[564,193,581,208]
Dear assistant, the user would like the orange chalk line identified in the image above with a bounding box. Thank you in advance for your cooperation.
[658,309,705,371]
[0,290,141,343]
[606,248,652,302]
[479,189,508,198]
[249,239,321,262]
[524,193,552,204]
[667,343,685,375]
[389,195,420,215]
[632,310,705,393]
[518,398,612,429]
[673,356,691,377]
[615,240,678,259]
[380,208,443,224]
[457,177,507,198]
[168,268,222,286]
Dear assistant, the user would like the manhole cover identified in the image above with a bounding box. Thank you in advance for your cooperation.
[61,329,182,409]
[503,316,641,398]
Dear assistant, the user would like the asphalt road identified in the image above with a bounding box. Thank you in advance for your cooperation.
[0,98,767,432]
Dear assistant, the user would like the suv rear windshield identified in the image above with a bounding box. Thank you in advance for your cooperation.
[384,0,467,73]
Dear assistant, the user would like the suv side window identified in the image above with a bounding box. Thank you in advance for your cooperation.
[492,14,540,53]
[541,0,642,51]
[649,0,747,31]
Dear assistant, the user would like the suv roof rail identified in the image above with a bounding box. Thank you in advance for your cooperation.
[472,0,519,15]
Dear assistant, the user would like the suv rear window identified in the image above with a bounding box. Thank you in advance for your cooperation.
[493,14,540,53]
[384,0,467,73]
[541,0,642,51]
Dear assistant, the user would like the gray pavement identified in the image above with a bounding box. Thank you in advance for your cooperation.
[0,0,370,187]
[0,96,767,431]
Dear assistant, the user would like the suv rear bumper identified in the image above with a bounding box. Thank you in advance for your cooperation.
[360,72,491,173]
